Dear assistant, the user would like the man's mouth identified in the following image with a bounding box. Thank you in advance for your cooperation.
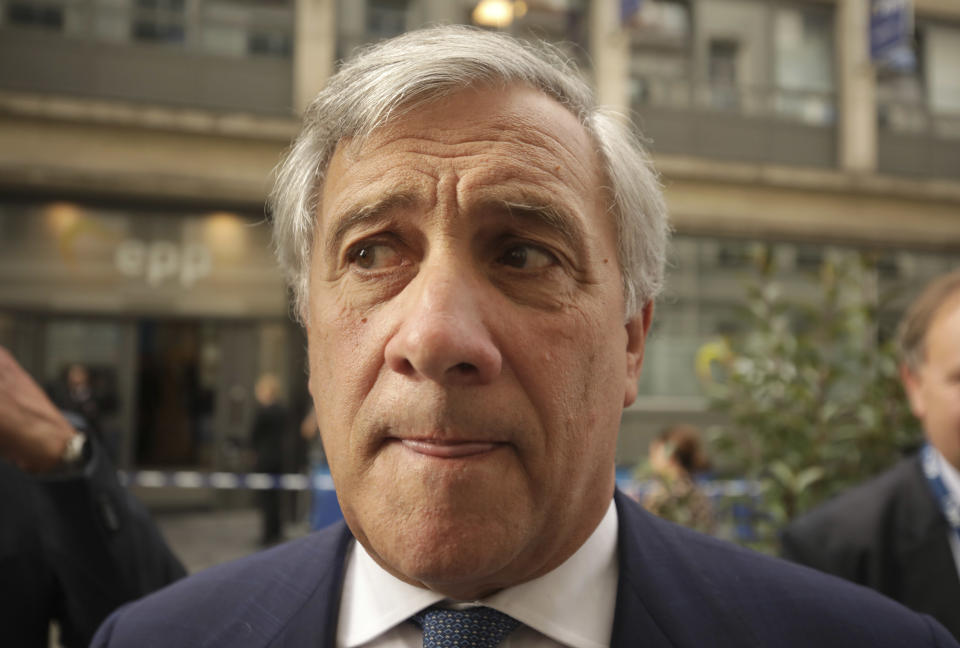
[398,439,501,458]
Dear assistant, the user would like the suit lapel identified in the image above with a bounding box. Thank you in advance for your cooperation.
[895,458,960,637]
[610,491,679,648]
[610,490,763,648]
[266,521,354,648]
[609,565,676,648]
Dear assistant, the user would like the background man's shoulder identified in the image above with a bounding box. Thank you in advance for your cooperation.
[779,455,929,572]
[614,490,956,647]
[786,455,922,536]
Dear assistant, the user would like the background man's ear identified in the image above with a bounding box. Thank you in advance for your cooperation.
[624,302,654,408]
[900,363,926,420]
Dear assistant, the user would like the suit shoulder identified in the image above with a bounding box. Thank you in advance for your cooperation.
[781,456,929,563]
[787,457,921,533]
[92,522,352,648]
[613,491,957,647]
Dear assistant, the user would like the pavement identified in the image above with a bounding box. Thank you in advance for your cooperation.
[156,507,311,574]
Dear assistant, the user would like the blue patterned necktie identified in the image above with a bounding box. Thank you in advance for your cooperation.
[412,606,521,648]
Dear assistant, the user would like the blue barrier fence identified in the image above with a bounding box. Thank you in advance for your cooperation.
[122,468,766,536]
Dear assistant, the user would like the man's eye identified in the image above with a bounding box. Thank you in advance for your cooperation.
[348,243,402,270]
[497,244,556,270]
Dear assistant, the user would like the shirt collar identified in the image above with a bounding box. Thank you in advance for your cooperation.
[336,498,619,648]
[934,445,960,502]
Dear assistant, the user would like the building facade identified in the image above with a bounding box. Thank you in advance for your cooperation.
[1,0,958,475]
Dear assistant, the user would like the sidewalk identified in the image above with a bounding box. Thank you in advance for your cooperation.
[156,508,310,574]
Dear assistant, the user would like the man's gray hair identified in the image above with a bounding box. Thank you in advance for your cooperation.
[270,25,669,322]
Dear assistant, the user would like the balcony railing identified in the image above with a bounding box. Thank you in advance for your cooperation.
[0,0,294,113]
[0,0,293,59]
[876,85,960,181]
[631,75,837,168]
[634,75,836,126]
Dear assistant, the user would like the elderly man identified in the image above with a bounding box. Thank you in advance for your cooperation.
[783,269,960,639]
[93,27,957,648]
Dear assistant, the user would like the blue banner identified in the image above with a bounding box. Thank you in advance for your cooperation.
[870,0,915,70]
[621,0,642,25]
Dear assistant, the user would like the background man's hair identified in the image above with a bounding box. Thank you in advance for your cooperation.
[897,268,960,371]
[270,24,669,323]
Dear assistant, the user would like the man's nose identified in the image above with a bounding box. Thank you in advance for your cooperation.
[384,263,502,386]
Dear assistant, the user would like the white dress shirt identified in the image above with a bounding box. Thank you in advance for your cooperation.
[932,447,960,579]
[336,498,619,648]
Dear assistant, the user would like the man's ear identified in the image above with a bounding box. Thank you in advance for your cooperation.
[900,362,926,420]
[624,301,654,408]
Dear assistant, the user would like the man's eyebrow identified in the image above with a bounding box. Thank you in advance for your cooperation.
[478,199,588,256]
[325,193,417,258]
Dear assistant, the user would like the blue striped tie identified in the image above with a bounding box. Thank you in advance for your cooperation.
[412,606,521,647]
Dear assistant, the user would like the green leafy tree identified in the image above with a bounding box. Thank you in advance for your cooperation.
[702,248,921,551]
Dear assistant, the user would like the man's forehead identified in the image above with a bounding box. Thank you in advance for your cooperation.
[918,292,960,366]
[929,293,960,337]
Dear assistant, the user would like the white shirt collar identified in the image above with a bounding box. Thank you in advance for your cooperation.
[930,446,960,581]
[336,498,619,648]
[934,445,960,503]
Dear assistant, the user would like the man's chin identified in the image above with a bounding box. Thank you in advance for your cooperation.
[362,513,533,599]
[388,546,517,601]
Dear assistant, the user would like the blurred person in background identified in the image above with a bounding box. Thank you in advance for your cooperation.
[53,364,101,430]
[47,363,114,456]
[782,268,960,639]
[642,424,715,534]
[0,346,185,647]
[250,372,290,546]
[92,26,957,648]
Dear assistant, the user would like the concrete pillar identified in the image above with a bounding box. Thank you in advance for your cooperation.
[294,0,337,114]
[590,0,631,115]
[837,0,877,173]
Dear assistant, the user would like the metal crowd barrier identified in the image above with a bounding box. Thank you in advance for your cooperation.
[120,470,334,491]
[120,470,762,497]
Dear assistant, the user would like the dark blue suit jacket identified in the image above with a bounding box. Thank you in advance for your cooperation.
[93,491,958,647]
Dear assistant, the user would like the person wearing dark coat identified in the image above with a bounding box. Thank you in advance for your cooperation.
[0,347,185,648]
[250,373,290,546]
[782,454,960,639]
[783,269,960,639]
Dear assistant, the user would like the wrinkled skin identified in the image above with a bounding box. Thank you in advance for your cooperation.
[306,85,651,600]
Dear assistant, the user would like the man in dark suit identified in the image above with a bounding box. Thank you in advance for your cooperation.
[0,347,185,647]
[92,27,958,647]
[782,269,960,639]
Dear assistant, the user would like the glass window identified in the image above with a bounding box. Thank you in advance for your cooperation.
[366,0,407,41]
[879,21,960,140]
[337,0,589,71]
[131,0,186,44]
[247,29,290,56]
[708,38,740,111]
[774,5,833,124]
[632,0,835,126]
[6,1,64,29]
[635,235,960,406]
[926,24,960,115]
[6,0,294,59]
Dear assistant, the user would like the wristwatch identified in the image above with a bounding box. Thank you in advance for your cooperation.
[61,432,88,470]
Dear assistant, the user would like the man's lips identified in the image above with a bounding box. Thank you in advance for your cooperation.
[398,439,502,458]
